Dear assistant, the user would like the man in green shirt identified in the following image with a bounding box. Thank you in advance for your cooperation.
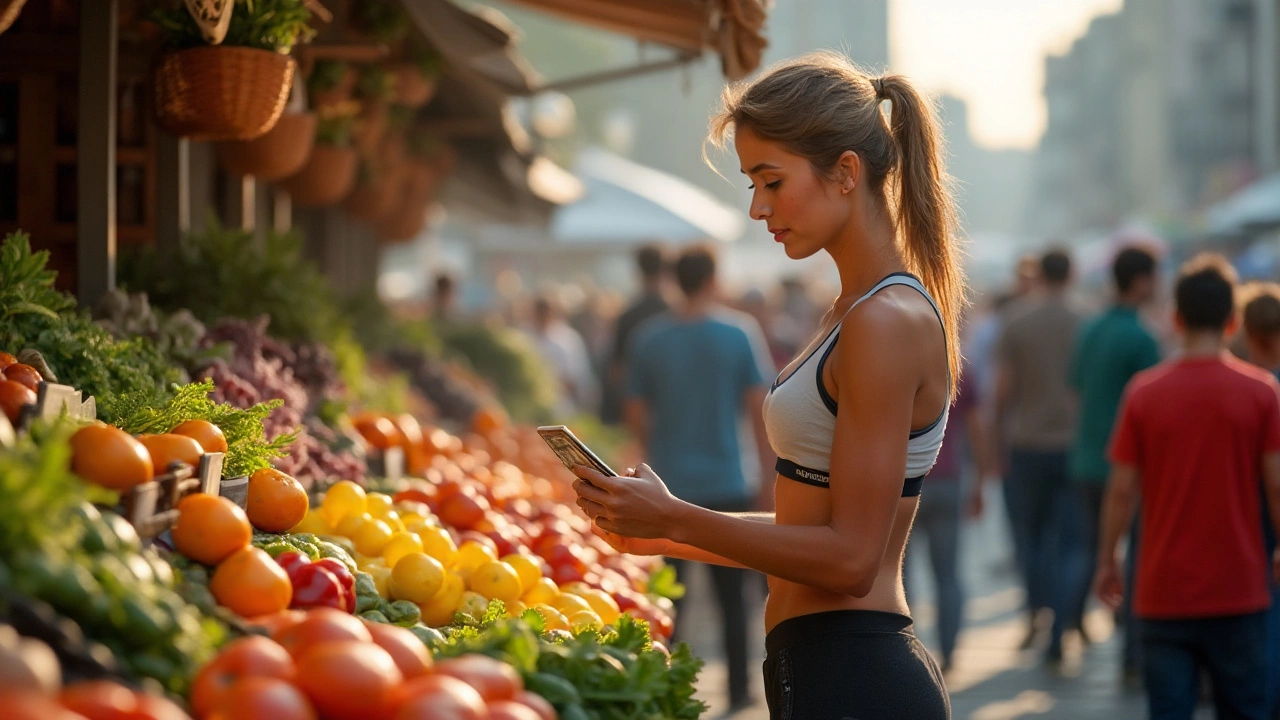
[1064,246,1161,672]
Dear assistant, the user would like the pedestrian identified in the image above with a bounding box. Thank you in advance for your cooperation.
[1063,245,1161,673]
[601,245,671,424]
[905,358,990,674]
[572,51,962,718]
[1095,255,1280,720]
[1239,282,1280,718]
[619,244,775,712]
[994,249,1082,661]
[526,293,596,416]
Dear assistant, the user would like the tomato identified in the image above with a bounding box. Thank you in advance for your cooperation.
[212,677,316,720]
[245,609,306,637]
[210,546,293,617]
[60,681,189,720]
[1,690,85,720]
[392,488,436,506]
[68,424,154,490]
[246,468,308,533]
[172,494,251,566]
[365,622,433,679]
[273,607,372,660]
[0,350,15,371]
[295,641,403,720]
[485,700,543,720]
[2,363,42,391]
[514,691,556,720]
[190,635,296,718]
[130,693,191,720]
[438,493,488,531]
[136,433,204,472]
[392,675,485,720]
[433,655,522,702]
[170,419,229,453]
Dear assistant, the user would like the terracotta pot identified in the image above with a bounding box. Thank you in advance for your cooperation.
[216,111,317,180]
[278,145,358,207]
[153,46,295,141]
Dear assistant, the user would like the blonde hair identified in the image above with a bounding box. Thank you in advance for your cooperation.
[705,51,965,380]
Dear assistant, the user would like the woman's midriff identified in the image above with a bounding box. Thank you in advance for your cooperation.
[763,476,918,634]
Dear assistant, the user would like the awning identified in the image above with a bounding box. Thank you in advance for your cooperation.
[1206,173,1280,236]
[551,147,744,245]
[399,0,541,95]
[497,0,769,80]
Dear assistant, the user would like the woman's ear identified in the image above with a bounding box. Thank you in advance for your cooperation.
[837,151,860,194]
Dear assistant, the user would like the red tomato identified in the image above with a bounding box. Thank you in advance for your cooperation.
[393,675,485,720]
[365,622,433,679]
[433,655,522,703]
[4,690,86,720]
[212,677,317,720]
[514,691,556,720]
[60,681,190,720]
[485,700,542,720]
[295,641,402,720]
[273,607,372,660]
[190,636,296,718]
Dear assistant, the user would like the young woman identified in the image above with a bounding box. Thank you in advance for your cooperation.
[572,51,963,719]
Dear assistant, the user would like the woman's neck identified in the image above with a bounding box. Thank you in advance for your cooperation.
[826,205,903,305]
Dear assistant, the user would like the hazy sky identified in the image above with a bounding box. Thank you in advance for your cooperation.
[890,0,1122,150]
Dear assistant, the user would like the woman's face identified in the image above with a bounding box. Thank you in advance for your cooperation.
[734,127,854,260]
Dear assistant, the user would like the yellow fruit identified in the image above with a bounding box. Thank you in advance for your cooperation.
[358,556,387,573]
[291,509,331,536]
[390,553,445,603]
[552,593,593,618]
[365,565,392,597]
[352,519,394,556]
[521,577,560,606]
[418,526,457,565]
[567,610,603,631]
[529,604,569,632]
[451,541,497,572]
[418,573,465,627]
[399,511,424,526]
[578,588,621,625]
[321,481,367,524]
[469,561,523,604]
[506,600,528,618]
[458,591,489,618]
[333,512,372,539]
[502,554,543,590]
[384,515,406,533]
[366,493,395,517]
[382,532,424,567]
[559,582,593,598]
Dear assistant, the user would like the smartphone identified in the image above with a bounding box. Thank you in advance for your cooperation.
[536,425,618,477]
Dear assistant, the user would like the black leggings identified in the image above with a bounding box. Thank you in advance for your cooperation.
[763,610,950,720]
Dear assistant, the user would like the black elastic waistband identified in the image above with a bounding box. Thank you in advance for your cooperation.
[776,458,829,488]
[766,610,914,654]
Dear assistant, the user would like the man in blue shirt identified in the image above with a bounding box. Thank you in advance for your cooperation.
[627,244,774,711]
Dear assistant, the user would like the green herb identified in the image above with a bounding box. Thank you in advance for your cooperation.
[314,103,359,148]
[307,59,349,95]
[352,0,410,45]
[149,0,317,53]
[645,563,686,601]
[111,380,294,478]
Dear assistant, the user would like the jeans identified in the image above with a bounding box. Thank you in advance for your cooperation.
[905,477,965,664]
[1005,449,1071,646]
[1141,612,1268,720]
[1061,483,1104,634]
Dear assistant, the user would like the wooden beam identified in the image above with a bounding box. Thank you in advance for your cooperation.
[155,132,189,252]
[77,0,118,307]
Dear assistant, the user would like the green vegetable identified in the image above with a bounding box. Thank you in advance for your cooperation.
[645,563,686,601]
[360,610,390,624]
[314,540,358,574]
[409,624,446,646]
[111,380,294,479]
[385,600,421,627]
[354,573,380,614]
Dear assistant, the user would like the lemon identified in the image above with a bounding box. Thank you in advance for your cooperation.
[366,492,395,517]
[458,590,490,618]
[321,481,367,524]
[290,509,331,535]
[502,553,544,590]
[390,553,446,603]
[382,531,425,567]
[452,541,497,572]
[365,565,392,597]
[551,593,594,617]
[567,610,603,631]
[469,561,524,604]
[333,511,372,539]
[529,604,569,632]
[419,572,465,627]
[578,588,621,625]
[418,526,458,565]
[506,599,528,618]
[521,577,560,605]
[352,518,394,556]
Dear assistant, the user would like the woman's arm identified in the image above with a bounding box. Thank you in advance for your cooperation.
[575,303,921,596]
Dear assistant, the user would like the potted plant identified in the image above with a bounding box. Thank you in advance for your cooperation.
[352,63,396,158]
[149,0,317,140]
[279,101,359,207]
[344,130,410,221]
[215,110,317,180]
[392,39,444,108]
[307,59,356,110]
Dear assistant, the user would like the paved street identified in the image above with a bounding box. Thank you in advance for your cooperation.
[677,490,1188,719]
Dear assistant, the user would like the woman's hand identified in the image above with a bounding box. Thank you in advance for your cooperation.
[572,463,686,541]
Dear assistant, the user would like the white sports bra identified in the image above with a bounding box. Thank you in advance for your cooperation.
[761,273,949,497]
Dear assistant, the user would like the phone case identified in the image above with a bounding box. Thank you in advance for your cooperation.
[536,425,617,477]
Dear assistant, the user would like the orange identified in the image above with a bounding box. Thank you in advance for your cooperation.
[136,433,204,472]
[211,546,292,617]
[190,635,296,718]
[295,641,403,720]
[210,677,316,720]
[365,622,433,679]
[273,607,372,660]
[469,561,523,605]
[246,468,309,533]
[172,493,252,566]
[171,419,230,453]
[69,424,154,490]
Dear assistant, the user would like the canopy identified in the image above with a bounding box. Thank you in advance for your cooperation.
[551,147,744,246]
[1206,173,1280,236]
[498,0,769,80]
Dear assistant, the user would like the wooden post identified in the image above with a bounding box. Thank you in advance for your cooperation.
[155,132,190,252]
[77,0,119,306]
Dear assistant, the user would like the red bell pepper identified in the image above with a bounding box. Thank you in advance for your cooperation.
[312,558,356,613]
[289,564,347,612]
[275,551,311,577]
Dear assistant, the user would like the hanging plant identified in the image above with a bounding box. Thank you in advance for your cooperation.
[355,64,397,102]
[149,0,316,53]
[350,0,409,46]
[280,102,359,207]
[315,101,359,148]
[306,59,356,110]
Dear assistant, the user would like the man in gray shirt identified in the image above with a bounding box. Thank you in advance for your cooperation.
[996,249,1082,662]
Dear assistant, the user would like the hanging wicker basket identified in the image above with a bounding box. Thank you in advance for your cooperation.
[352,100,389,159]
[216,111,317,180]
[279,144,358,207]
[345,161,409,221]
[0,0,26,35]
[375,199,428,243]
[154,46,295,141]
[392,64,437,108]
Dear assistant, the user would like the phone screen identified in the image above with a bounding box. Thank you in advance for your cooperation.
[537,426,617,477]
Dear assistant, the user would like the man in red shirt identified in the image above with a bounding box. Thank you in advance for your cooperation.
[1096,254,1280,720]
